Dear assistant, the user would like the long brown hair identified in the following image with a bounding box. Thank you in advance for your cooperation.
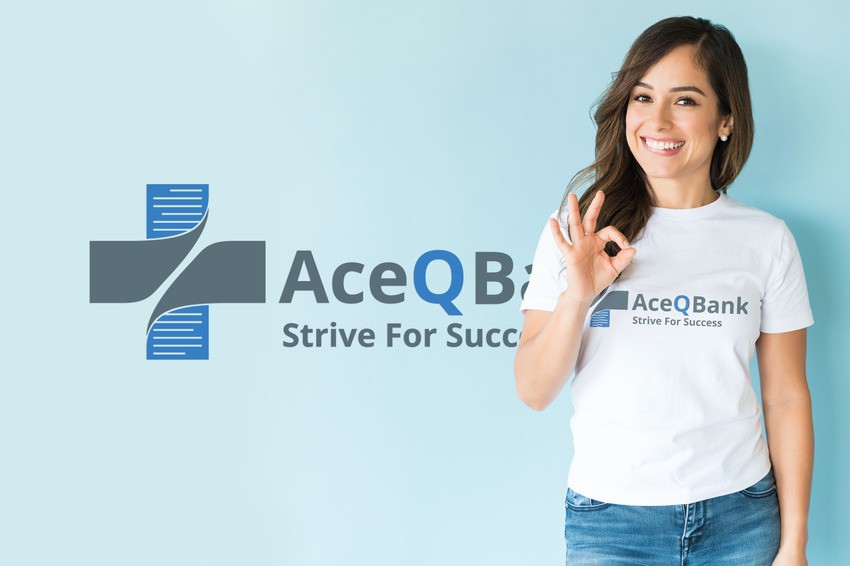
[561,16,754,255]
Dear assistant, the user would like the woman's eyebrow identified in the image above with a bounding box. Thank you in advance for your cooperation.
[634,81,707,96]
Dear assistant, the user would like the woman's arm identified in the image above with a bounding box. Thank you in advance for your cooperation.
[513,191,635,410]
[513,295,590,410]
[756,328,813,563]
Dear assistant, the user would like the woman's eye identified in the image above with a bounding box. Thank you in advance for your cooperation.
[676,96,698,106]
[633,94,652,103]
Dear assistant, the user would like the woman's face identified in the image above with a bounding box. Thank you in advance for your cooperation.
[625,44,733,193]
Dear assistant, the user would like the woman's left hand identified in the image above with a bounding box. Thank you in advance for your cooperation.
[772,546,807,566]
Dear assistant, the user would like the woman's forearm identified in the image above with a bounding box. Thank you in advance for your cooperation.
[757,329,813,555]
[763,393,814,552]
[513,292,589,410]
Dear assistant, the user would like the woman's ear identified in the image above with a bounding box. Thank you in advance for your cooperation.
[721,114,734,137]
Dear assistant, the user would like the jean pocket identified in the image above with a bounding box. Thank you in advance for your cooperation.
[740,468,777,499]
[565,487,612,511]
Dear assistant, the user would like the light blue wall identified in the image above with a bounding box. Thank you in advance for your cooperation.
[2,1,846,564]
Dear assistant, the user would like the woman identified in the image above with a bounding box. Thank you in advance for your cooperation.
[514,16,813,565]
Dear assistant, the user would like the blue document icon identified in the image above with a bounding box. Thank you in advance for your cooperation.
[145,184,210,360]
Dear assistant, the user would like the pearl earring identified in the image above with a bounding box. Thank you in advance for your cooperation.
[720,135,728,142]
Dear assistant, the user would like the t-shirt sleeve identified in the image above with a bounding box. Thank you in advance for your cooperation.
[760,223,814,333]
[519,210,569,314]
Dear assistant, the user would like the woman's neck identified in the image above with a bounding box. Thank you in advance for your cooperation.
[648,176,719,209]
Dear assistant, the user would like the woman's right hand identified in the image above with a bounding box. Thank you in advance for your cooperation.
[549,191,637,307]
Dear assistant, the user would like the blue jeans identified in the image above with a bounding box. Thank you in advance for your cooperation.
[564,468,781,565]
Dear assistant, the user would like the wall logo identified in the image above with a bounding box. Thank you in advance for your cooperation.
[89,184,266,360]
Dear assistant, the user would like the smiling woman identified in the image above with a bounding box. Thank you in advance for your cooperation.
[552,17,754,257]
[625,44,734,208]
[514,16,814,566]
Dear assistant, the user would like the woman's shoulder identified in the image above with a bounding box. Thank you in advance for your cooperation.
[719,193,790,233]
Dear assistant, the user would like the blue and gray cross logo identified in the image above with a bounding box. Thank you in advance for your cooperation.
[589,290,629,328]
[89,184,265,360]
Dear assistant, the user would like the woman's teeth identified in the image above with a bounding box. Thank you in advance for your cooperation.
[645,138,685,150]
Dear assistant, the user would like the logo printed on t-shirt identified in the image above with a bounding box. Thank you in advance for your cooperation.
[589,290,749,328]
[589,290,630,327]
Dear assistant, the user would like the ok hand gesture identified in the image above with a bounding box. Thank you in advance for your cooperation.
[549,191,637,307]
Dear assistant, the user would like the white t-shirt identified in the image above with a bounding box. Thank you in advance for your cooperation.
[520,193,814,505]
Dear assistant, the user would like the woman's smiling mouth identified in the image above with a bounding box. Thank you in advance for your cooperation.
[642,136,686,154]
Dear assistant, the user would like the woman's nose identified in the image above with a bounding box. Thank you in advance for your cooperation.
[648,103,673,130]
